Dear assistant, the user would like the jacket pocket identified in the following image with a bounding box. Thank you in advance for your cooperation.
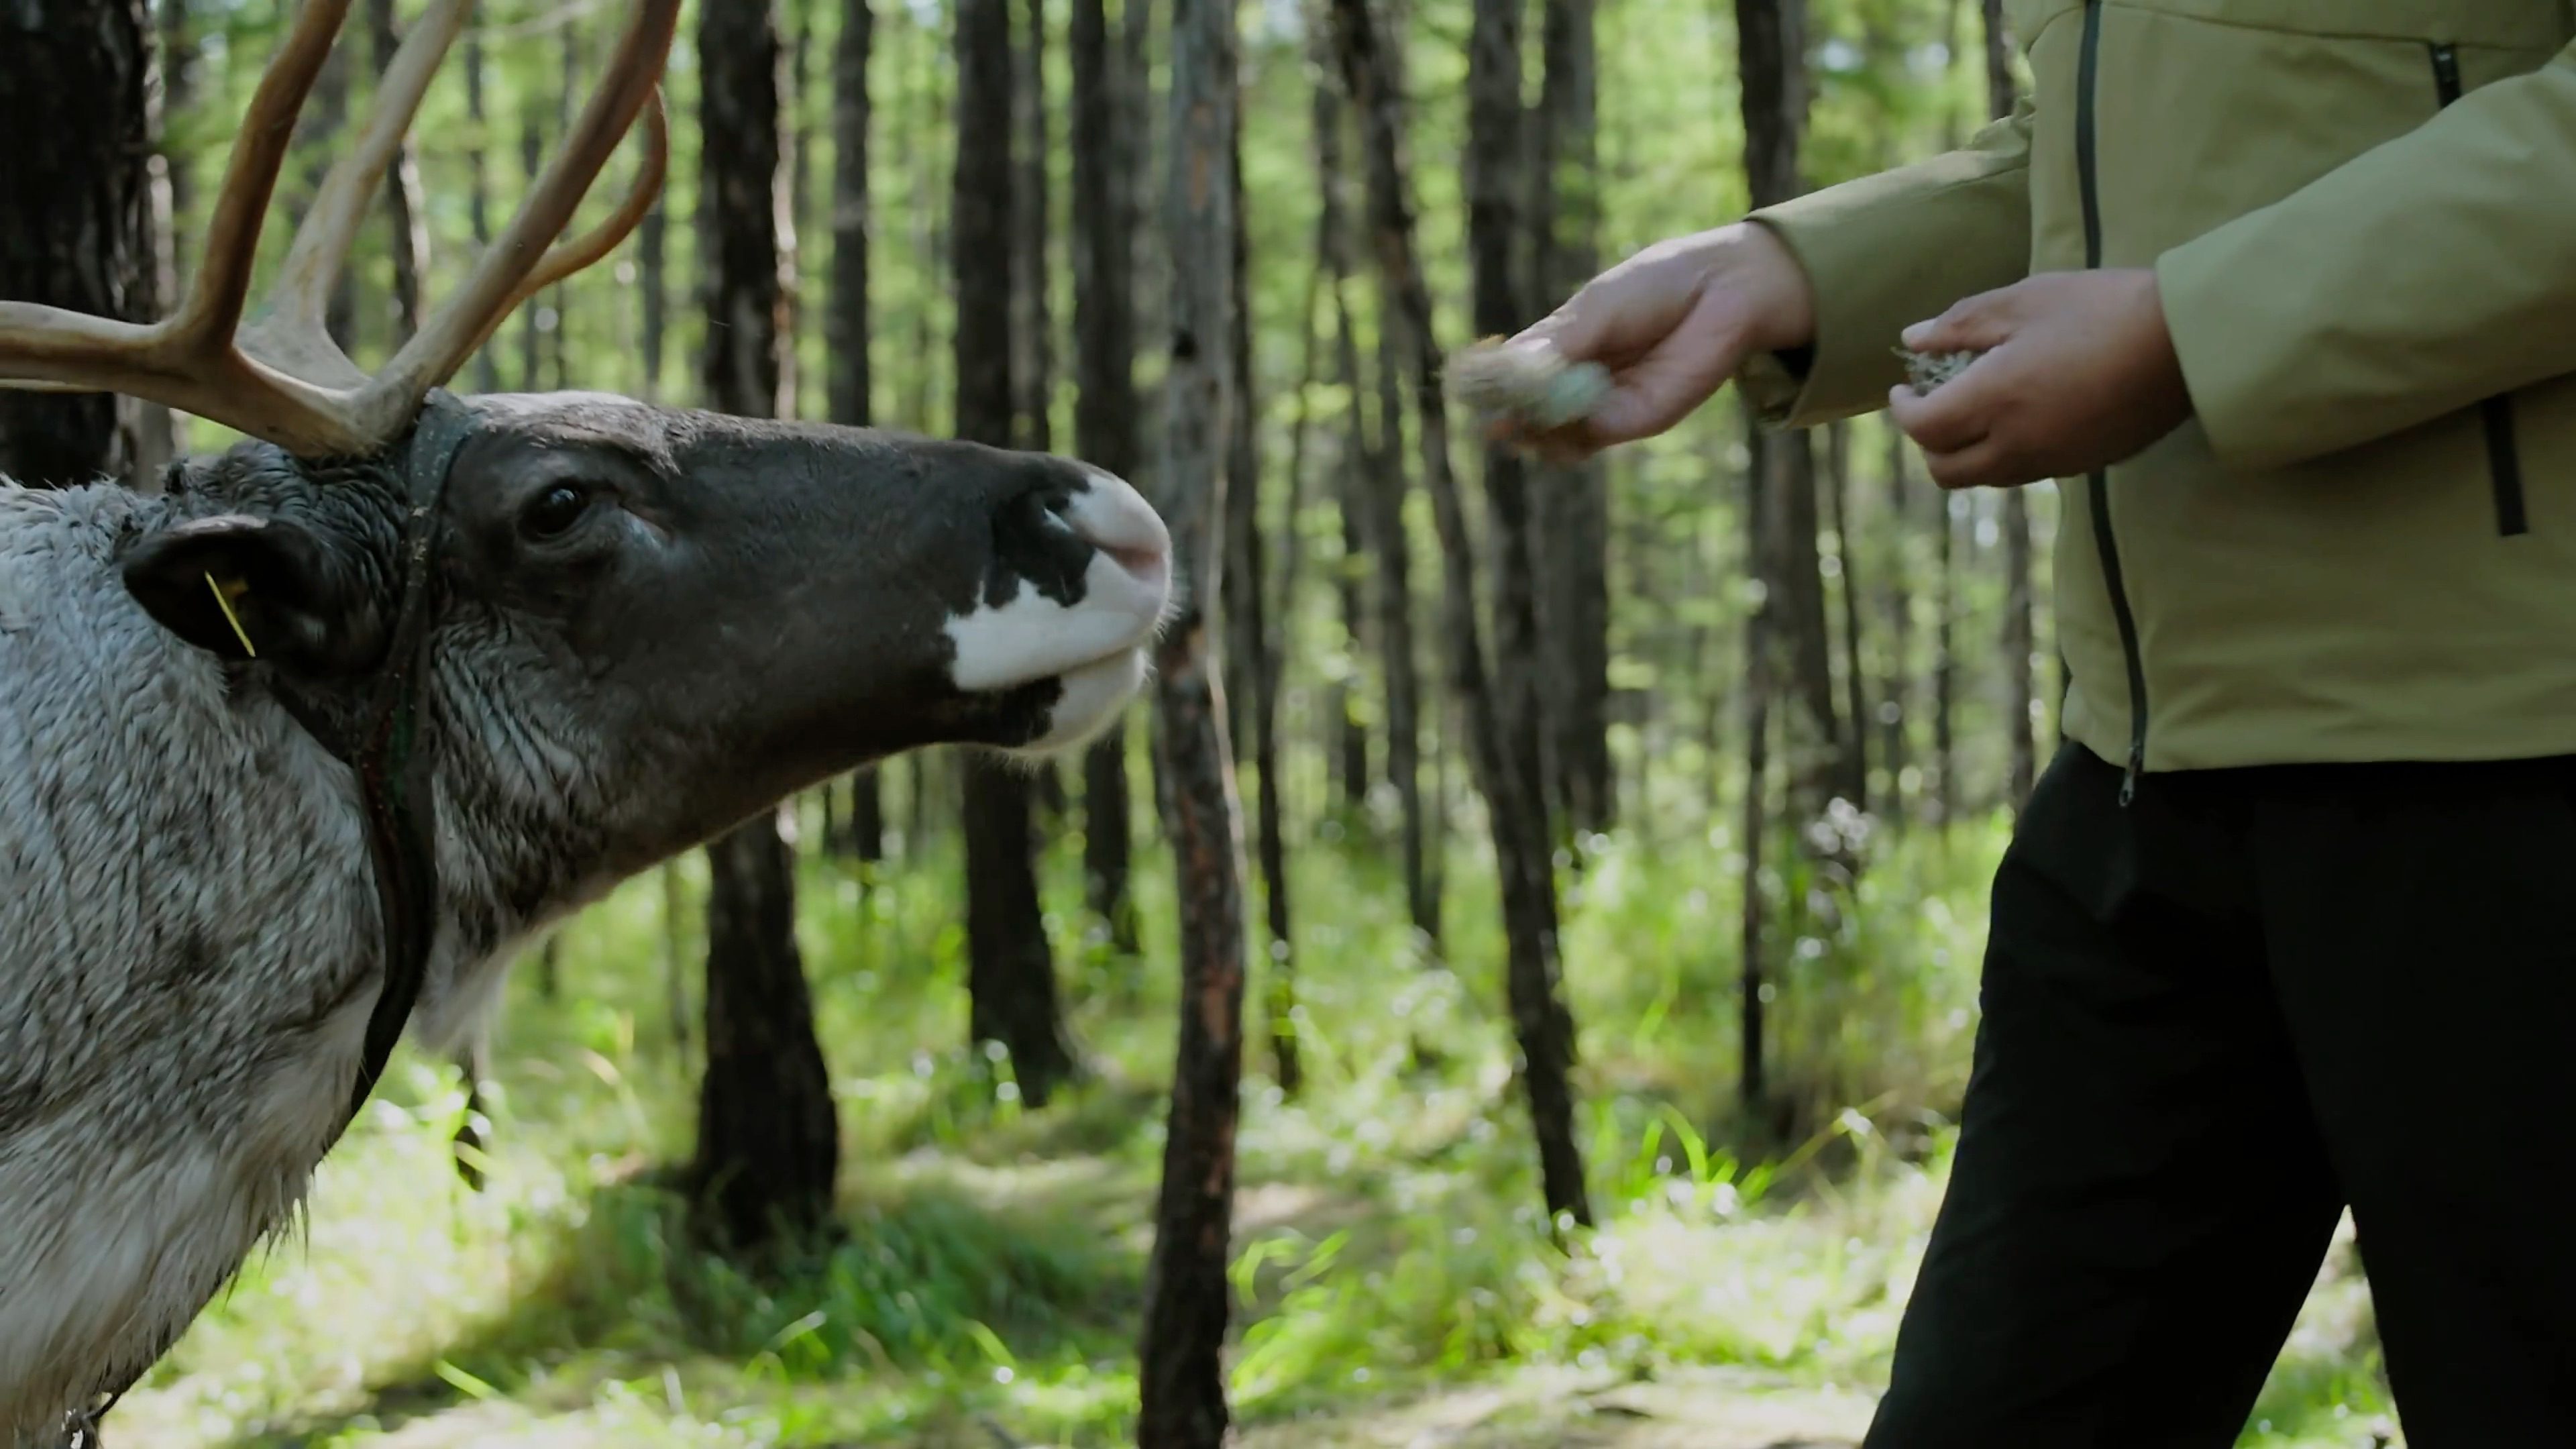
[2430,42,2529,538]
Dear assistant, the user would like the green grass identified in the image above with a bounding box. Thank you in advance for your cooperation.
[107,785,2394,1448]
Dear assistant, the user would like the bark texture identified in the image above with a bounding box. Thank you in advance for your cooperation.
[466,30,504,394]
[1136,0,1252,1440]
[829,0,885,859]
[688,0,839,1252]
[1986,0,2037,812]
[1533,0,1613,837]
[1074,0,1143,957]
[1334,0,1591,1229]
[0,0,172,487]
[957,0,1078,1104]
[367,0,427,344]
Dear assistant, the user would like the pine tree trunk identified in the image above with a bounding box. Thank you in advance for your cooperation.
[549,15,581,391]
[1468,0,1552,860]
[466,29,503,395]
[1986,0,2037,811]
[689,0,839,1254]
[1738,415,1776,1126]
[828,0,884,863]
[1733,0,1806,1131]
[1736,0,1847,830]
[1934,486,1957,828]
[694,806,840,1248]
[1259,244,1328,1095]
[0,0,171,488]
[957,0,1079,1104]
[1334,0,1591,1230]
[1827,421,1870,812]
[292,34,358,356]
[1532,0,1613,838]
[1879,419,1914,824]
[1136,1,1250,1438]
[1368,247,1434,947]
[1014,0,1055,454]
[518,80,546,390]
[1313,63,1373,816]
[1074,0,1144,957]
[964,759,1079,1100]
[158,0,196,284]
[1219,101,1297,1095]
[367,0,427,345]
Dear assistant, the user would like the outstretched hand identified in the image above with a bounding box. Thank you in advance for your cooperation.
[1495,222,1817,462]
[1888,269,2195,488]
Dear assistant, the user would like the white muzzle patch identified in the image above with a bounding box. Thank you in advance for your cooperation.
[945,466,1173,751]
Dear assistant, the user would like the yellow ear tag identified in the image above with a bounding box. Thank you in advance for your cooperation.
[205,572,257,659]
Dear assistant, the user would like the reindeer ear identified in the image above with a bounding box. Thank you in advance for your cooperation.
[119,513,388,674]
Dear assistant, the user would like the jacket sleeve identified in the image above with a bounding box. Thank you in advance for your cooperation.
[2156,40,2576,472]
[1733,103,2037,429]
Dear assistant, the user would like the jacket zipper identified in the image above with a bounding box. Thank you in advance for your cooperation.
[2430,42,2529,537]
[2076,0,2149,806]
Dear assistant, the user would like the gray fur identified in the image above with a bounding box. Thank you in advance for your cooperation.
[0,394,1169,1440]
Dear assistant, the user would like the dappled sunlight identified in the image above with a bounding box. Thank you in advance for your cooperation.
[93,811,2393,1448]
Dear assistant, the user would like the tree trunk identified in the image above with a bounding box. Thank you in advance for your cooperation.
[1468,0,1552,863]
[1738,414,1775,1128]
[957,0,1079,1104]
[1074,0,1144,957]
[1259,248,1330,1095]
[1314,64,1373,816]
[689,0,838,1253]
[1986,0,2036,811]
[466,30,503,395]
[518,80,546,390]
[1983,0,2015,121]
[826,0,885,861]
[296,34,358,356]
[964,759,1080,1102]
[549,13,582,390]
[0,0,172,488]
[1218,106,1298,1096]
[1827,421,1869,812]
[1014,0,1054,454]
[663,858,691,1055]
[1879,419,1914,824]
[158,0,196,284]
[694,806,840,1248]
[1136,1,1250,1440]
[367,0,427,345]
[1015,0,1067,828]
[1333,0,1591,1230]
[639,189,668,400]
[1733,0,1803,1131]
[1736,0,1845,826]
[1934,486,1957,828]
[1532,0,1613,838]
[1367,235,1434,947]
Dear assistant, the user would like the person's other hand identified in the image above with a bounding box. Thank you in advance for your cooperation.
[1887,269,2194,488]
[1497,221,1817,462]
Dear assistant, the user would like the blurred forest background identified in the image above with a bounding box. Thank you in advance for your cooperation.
[0,0,2394,1444]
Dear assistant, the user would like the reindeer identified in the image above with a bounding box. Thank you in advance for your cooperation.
[0,1,1173,1440]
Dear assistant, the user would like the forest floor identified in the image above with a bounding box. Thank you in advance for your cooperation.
[101,805,2398,1449]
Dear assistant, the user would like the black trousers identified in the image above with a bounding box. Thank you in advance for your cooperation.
[1863,742,2576,1448]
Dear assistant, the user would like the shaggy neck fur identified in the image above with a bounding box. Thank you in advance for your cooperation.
[0,476,591,1440]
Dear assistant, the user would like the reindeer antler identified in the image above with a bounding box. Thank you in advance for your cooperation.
[0,0,678,459]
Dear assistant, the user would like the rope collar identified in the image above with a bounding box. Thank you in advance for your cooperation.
[341,388,476,1117]
[66,390,480,1448]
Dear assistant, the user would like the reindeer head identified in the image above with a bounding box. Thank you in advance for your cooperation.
[0,0,1173,884]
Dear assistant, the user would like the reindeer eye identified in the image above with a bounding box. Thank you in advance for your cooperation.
[520,483,593,541]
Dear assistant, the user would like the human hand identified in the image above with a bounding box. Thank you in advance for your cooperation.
[1886,269,2194,488]
[1493,221,1817,462]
